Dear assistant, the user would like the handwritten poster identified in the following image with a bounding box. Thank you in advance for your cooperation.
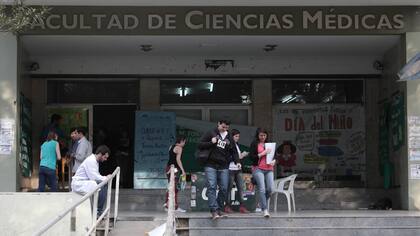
[408,116,420,161]
[410,164,420,180]
[134,112,176,189]
[0,119,15,155]
[273,104,365,181]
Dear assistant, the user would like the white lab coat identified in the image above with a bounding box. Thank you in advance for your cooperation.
[71,154,106,194]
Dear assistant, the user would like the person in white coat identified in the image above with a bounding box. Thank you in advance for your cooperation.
[72,145,111,217]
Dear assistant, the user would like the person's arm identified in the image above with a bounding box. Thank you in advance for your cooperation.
[40,150,42,160]
[74,140,88,162]
[174,146,186,176]
[230,139,240,164]
[197,131,216,149]
[85,159,107,182]
[55,142,62,161]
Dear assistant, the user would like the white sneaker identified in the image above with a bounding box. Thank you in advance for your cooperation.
[255,207,262,213]
[263,209,270,218]
[176,207,186,213]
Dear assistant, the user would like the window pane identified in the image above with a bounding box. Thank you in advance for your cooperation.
[272,80,363,104]
[210,109,248,125]
[163,109,202,120]
[160,80,252,104]
[47,80,139,104]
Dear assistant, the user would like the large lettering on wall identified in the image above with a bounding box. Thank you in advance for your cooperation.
[273,104,365,182]
[23,6,420,35]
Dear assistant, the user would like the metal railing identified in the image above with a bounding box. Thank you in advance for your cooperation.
[33,166,121,236]
[164,165,176,236]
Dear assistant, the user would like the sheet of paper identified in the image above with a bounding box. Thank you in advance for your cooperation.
[265,142,276,164]
[0,119,14,155]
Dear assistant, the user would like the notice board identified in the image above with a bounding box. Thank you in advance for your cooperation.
[134,111,176,189]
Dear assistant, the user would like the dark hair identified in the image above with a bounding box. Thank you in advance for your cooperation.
[70,127,77,134]
[254,128,269,142]
[231,129,240,136]
[46,131,56,141]
[72,127,87,136]
[175,135,186,144]
[95,145,111,155]
[218,120,231,125]
[50,114,62,124]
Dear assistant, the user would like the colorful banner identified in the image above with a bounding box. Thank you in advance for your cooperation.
[190,172,256,212]
[273,104,366,180]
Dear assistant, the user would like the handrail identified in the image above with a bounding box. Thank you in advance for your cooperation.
[164,165,176,236]
[33,166,120,236]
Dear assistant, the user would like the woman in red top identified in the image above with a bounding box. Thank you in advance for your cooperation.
[249,128,277,217]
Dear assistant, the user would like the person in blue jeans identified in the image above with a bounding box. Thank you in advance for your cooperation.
[39,131,62,192]
[198,120,240,220]
[249,128,277,217]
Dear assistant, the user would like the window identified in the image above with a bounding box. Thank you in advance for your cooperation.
[272,80,364,104]
[160,80,252,104]
[47,80,139,104]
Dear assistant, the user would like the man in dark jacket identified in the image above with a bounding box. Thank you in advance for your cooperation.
[198,120,240,219]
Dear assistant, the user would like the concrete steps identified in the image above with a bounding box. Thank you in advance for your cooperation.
[114,187,400,212]
[177,212,420,236]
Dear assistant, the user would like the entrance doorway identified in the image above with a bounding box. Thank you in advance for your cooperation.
[93,105,137,188]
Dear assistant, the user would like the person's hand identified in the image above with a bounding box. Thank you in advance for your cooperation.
[211,137,217,144]
[269,160,276,166]
[181,171,186,177]
[236,163,242,169]
[106,174,112,179]
[266,148,272,154]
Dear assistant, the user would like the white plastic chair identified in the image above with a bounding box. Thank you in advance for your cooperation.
[271,174,297,213]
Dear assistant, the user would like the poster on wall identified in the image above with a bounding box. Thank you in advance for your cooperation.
[46,107,90,144]
[0,119,14,155]
[378,101,390,175]
[390,93,405,151]
[410,164,420,180]
[190,172,256,212]
[134,112,176,189]
[408,116,420,161]
[273,104,366,181]
[20,94,32,177]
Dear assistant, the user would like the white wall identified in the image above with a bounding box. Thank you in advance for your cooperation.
[31,55,381,75]
[0,193,91,235]
[0,33,18,192]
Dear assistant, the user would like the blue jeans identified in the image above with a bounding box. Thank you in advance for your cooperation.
[96,181,108,217]
[38,166,57,192]
[204,167,229,213]
[252,168,274,211]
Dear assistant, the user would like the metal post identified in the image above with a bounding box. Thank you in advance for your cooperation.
[104,181,112,236]
[70,208,76,232]
[91,191,99,236]
[114,168,120,227]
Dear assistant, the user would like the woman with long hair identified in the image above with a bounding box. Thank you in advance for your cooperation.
[249,128,277,217]
[38,131,61,192]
